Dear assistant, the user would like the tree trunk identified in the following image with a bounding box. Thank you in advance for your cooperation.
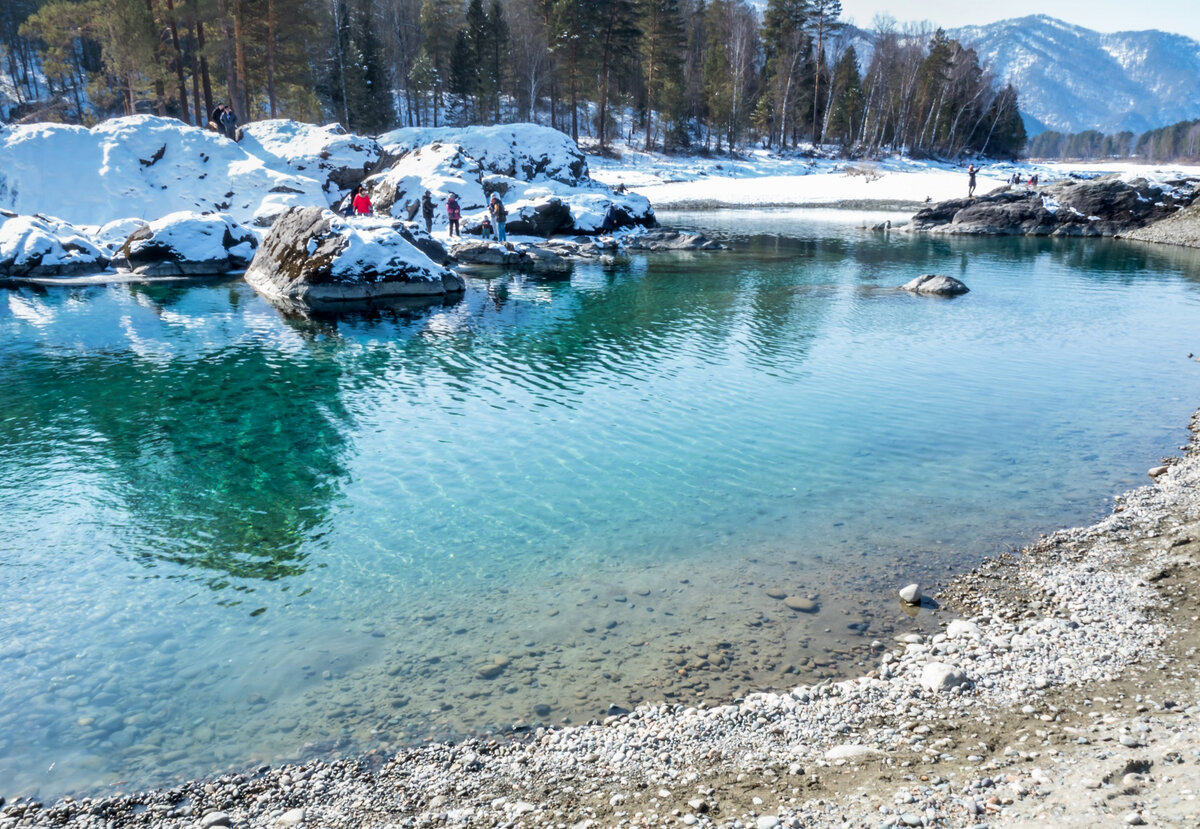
[266,0,277,117]
[216,0,236,110]
[145,0,168,115]
[812,18,823,144]
[232,0,249,118]
[196,9,214,121]
[164,0,191,123]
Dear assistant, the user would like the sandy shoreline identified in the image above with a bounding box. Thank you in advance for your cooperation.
[4,398,1199,827]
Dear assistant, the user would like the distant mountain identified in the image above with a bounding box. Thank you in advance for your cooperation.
[949,15,1200,135]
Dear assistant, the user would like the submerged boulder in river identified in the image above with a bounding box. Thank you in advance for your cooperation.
[111,211,257,276]
[627,229,725,251]
[901,275,969,296]
[245,206,464,306]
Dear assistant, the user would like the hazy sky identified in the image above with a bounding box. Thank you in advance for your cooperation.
[838,0,1200,41]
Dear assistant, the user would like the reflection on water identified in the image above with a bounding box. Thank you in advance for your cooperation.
[2,211,1200,800]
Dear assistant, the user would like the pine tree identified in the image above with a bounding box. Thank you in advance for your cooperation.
[594,0,639,146]
[806,0,839,144]
[824,44,861,146]
[638,0,685,151]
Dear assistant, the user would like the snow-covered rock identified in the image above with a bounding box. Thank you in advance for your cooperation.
[378,124,589,186]
[244,207,464,306]
[239,120,383,194]
[0,210,109,277]
[92,218,151,253]
[0,115,328,228]
[111,211,257,276]
[366,123,654,237]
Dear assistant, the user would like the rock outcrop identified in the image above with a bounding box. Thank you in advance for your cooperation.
[111,211,257,276]
[901,275,969,296]
[450,240,571,274]
[244,206,464,305]
[0,210,109,277]
[907,175,1198,237]
[1120,201,1200,248]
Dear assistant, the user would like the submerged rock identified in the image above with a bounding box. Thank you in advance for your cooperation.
[245,206,464,306]
[0,211,109,277]
[901,274,969,296]
[450,239,572,274]
[111,211,257,276]
[627,229,725,251]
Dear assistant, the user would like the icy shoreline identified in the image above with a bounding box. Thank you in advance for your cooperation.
[5,411,1198,827]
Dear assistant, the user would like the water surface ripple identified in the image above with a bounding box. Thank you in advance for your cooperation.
[2,210,1200,799]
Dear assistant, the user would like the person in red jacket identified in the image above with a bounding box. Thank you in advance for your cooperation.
[352,185,372,216]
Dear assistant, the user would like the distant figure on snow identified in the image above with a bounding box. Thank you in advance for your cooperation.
[1011,172,1021,186]
[489,193,507,242]
[220,105,239,141]
[445,194,461,237]
[209,103,224,132]
[600,203,619,234]
[967,164,978,198]
[352,185,372,216]
[480,216,493,240]
[421,190,435,233]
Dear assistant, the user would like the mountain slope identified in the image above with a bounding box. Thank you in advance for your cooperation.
[950,15,1200,134]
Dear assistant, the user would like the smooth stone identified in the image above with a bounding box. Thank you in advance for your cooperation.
[946,619,981,639]
[920,662,969,693]
[200,813,231,829]
[1148,466,1168,478]
[765,587,788,600]
[276,808,306,826]
[901,274,969,295]
[783,596,818,613]
[824,744,886,763]
[1124,813,1147,826]
[756,817,780,829]
[899,584,922,604]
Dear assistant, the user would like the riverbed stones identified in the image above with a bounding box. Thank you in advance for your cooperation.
[901,274,969,296]
[899,584,922,604]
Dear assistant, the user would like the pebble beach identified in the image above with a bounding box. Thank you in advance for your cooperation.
[4,404,1199,828]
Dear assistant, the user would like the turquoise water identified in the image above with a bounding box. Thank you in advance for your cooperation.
[3,209,1200,799]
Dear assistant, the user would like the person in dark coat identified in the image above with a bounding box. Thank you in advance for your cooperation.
[421,190,435,233]
[220,105,239,141]
[600,203,619,234]
[489,193,507,242]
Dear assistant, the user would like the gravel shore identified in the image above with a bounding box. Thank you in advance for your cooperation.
[4,412,1200,829]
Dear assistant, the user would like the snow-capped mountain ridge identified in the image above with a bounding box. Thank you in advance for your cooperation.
[948,15,1200,134]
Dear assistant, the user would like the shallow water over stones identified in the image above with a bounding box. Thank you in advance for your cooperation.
[2,209,1200,800]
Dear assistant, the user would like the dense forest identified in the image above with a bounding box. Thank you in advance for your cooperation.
[1,0,1025,158]
[1028,119,1200,163]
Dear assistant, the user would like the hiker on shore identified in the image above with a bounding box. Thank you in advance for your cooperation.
[967,164,978,198]
[421,190,435,233]
[446,194,461,237]
[352,184,372,216]
[489,193,507,242]
[600,203,619,234]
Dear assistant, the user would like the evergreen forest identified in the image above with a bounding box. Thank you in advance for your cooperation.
[2,0,1026,158]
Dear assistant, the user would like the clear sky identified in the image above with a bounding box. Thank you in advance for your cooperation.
[838,0,1200,41]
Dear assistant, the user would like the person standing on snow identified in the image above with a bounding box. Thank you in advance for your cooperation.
[221,105,239,141]
[445,194,461,237]
[489,193,507,242]
[967,164,978,198]
[600,203,619,234]
[421,190,435,233]
[352,185,372,216]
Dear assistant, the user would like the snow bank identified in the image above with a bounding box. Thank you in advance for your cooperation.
[0,115,328,228]
[379,123,588,186]
[239,120,383,194]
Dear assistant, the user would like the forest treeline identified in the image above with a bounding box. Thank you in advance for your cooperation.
[1028,119,1200,163]
[2,0,1025,158]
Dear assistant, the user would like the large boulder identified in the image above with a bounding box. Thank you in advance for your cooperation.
[908,175,1197,237]
[111,211,257,276]
[450,239,572,274]
[245,206,465,305]
[504,197,574,236]
[0,210,109,277]
[901,274,969,296]
[1121,200,1200,248]
[377,124,589,186]
[239,120,383,195]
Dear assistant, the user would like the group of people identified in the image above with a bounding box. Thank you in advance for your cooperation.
[345,186,508,241]
[209,103,239,141]
[967,164,1041,198]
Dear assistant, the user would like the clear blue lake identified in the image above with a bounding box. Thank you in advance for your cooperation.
[2,208,1199,799]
